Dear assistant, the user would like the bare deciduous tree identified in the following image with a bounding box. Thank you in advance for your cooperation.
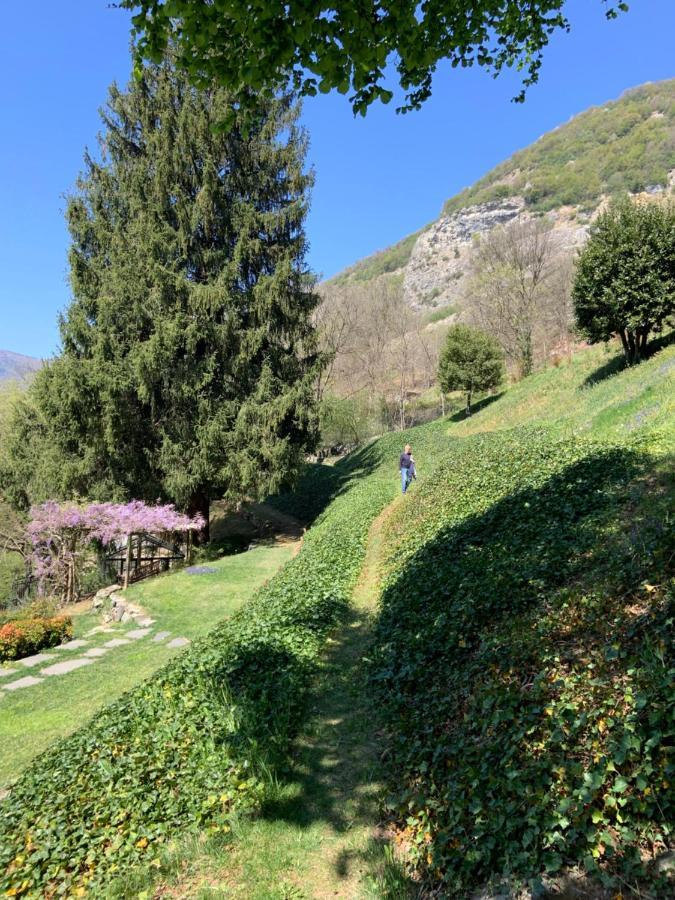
[464,218,573,376]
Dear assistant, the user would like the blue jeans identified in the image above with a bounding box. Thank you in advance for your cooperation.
[401,467,410,493]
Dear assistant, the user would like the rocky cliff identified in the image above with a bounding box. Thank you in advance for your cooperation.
[328,79,675,314]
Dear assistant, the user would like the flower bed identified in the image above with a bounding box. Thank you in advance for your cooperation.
[0,615,72,662]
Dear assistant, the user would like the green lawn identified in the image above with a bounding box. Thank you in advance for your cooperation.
[0,542,294,787]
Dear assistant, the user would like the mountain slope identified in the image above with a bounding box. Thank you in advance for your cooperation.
[0,350,42,382]
[330,79,675,311]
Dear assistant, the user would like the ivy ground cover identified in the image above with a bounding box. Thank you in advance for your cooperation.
[371,348,675,894]
[0,425,449,898]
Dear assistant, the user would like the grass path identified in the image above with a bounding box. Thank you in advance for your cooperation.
[150,502,413,900]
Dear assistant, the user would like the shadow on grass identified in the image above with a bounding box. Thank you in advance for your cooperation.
[256,603,421,896]
[369,442,674,894]
[582,330,675,388]
[266,440,384,527]
[447,390,505,423]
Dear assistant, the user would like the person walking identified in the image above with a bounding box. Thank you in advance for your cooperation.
[400,443,413,493]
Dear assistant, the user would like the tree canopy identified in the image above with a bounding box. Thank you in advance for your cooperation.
[0,57,320,536]
[573,197,675,364]
[438,324,505,416]
[122,1,629,117]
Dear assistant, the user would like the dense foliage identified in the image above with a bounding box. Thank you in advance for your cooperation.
[573,197,675,363]
[0,430,416,897]
[443,80,675,214]
[123,1,628,116]
[371,427,674,893]
[0,615,72,661]
[0,57,319,532]
[438,324,505,415]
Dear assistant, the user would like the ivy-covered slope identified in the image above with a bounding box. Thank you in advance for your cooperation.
[0,422,448,898]
[371,342,675,894]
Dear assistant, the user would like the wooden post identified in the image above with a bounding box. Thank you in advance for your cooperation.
[186,530,192,565]
[124,533,132,590]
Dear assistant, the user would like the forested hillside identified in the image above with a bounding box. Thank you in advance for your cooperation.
[315,80,675,448]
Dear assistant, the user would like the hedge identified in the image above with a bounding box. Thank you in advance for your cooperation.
[0,428,429,898]
[0,616,72,662]
[370,427,674,894]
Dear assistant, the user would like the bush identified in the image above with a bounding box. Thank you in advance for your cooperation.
[438,324,505,416]
[573,196,675,363]
[0,615,72,661]
[371,428,674,894]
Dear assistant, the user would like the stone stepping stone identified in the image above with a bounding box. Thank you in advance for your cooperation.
[57,639,89,651]
[41,658,95,676]
[0,669,18,679]
[18,653,56,668]
[125,628,152,640]
[2,675,43,691]
[86,626,116,636]
[103,638,131,648]
[186,565,218,575]
[152,631,171,643]
[83,647,110,658]
[167,637,190,649]
[136,617,155,627]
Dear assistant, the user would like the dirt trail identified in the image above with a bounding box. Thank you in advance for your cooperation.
[156,500,407,900]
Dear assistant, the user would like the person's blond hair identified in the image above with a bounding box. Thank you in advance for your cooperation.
[404,444,412,453]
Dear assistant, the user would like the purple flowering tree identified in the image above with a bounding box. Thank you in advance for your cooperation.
[28,501,205,603]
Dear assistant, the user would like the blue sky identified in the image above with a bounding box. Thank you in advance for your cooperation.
[1,0,674,359]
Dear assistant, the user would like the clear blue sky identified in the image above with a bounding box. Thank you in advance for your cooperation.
[1,0,674,359]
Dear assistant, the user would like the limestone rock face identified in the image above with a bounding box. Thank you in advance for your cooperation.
[403,198,526,309]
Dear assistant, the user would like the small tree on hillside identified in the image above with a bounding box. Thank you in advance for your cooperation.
[438,325,505,417]
[573,197,675,364]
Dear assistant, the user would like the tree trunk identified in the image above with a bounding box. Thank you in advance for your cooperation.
[124,534,132,589]
[466,389,472,418]
[188,490,210,544]
[618,328,630,361]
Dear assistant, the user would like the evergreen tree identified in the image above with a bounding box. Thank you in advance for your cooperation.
[2,58,320,538]
[438,324,505,417]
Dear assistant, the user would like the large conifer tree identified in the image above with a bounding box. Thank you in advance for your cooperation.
[5,58,319,536]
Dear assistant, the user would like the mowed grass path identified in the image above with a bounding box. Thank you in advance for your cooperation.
[0,542,294,787]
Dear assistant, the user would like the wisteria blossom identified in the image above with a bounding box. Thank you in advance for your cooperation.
[28,500,205,603]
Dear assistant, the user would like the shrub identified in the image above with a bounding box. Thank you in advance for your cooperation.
[0,615,72,661]
[438,324,505,416]
[573,197,675,363]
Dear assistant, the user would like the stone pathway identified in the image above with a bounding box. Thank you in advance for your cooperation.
[0,621,191,694]
[18,653,56,668]
[42,658,94,676]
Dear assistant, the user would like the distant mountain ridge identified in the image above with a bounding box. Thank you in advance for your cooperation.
[0,350,43,382]
[329,79,675,311]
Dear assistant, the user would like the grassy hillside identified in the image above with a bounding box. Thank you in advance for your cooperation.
[0,543,295,786]
[443,80,675,215]
[372,339,674,894]
[0,339,672,897]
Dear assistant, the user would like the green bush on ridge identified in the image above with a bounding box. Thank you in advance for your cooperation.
[370,427,674,894]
